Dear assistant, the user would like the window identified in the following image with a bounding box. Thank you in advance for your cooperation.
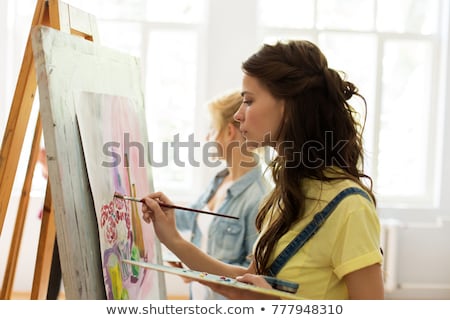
[71,0,207,202]
[258,0,447,208]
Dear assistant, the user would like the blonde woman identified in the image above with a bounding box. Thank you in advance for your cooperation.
[172,90,271,299]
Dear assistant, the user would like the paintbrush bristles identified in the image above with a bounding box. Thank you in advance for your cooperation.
[114,192,134,200]
[114,192,125,199]
[114,192,142,202]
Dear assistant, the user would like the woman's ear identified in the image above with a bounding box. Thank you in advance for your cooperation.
[226,122,237,140]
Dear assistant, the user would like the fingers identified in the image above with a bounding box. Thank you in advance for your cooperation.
[167,261,183,268]
[141,197,165,223]
[143,191,174,206]
[141,200,155,224]
[236,274,272,289]
[142,206,153,224]
[181,277,193,284]
[197,279,252,299]
[166,262,191,283]
[141,192,174,225]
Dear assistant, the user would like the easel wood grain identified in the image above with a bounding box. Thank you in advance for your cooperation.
[0,0,102,299]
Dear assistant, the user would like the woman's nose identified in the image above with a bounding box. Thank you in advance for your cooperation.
[234,105,244,122]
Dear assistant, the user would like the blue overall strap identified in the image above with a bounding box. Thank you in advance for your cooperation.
[267,187,371,276]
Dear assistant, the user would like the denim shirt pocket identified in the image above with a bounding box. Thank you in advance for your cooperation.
[212,220,244,261]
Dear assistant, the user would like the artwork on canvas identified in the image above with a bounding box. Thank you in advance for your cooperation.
[31,25,165,299]
[75,92,160,299]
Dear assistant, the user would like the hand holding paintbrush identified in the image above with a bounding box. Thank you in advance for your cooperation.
[114,192,238,220]
[117,191,239,248]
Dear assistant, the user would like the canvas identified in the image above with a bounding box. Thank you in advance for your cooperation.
[31,25,165,299]
[76,93,160,299]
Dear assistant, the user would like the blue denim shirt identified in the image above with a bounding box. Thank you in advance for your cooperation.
[175,165,271,298]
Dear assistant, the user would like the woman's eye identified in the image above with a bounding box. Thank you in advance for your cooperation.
[243,100,253,106]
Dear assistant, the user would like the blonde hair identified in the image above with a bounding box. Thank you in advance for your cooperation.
[208,90,242,132]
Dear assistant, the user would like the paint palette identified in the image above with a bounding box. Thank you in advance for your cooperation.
[122,259,301,300]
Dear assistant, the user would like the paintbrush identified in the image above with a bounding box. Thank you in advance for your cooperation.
[113,192,239,220]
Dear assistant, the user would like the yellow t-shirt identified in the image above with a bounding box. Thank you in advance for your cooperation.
[260,178,382,299]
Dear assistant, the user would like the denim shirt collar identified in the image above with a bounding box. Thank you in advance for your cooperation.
[202,165,263,204]
[227,165,263,198]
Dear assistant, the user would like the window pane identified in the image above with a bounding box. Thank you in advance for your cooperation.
[376,0,439,34]
[317,0,375,30]
[97,21,142,57]
[75,0,205,23]
[377,40,433,198]
[318,33,377,173]
[259,0,315,28]
[145,31,198,190]
[263,33,315,45]
[75,0,147,20]
[146,0,206,23]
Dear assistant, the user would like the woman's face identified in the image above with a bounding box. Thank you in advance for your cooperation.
[206,122,226,159]
[206,119,241,161]
[234,74,284,147]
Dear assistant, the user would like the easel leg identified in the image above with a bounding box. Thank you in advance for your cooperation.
[30,182,55,300]
[0,114,43,299]
[46,238,62,299]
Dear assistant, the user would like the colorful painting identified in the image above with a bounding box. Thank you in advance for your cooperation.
[75,92,162,299]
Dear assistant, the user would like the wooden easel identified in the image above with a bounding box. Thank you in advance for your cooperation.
[0,0,99,299]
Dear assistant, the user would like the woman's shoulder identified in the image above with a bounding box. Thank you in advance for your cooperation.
[303,177,374,212]
[234,165,273,194]
[243,174,272,199]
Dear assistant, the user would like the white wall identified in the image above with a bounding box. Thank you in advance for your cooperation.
[381,3,450,297]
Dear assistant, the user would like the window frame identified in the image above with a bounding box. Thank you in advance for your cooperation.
[259,0,448,209]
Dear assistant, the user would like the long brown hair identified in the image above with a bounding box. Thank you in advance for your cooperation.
[243,40,376,275]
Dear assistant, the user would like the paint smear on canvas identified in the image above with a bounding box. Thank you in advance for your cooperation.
[75,92,159,299]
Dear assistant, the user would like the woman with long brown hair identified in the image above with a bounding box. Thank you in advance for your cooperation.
[141,40,384,299]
